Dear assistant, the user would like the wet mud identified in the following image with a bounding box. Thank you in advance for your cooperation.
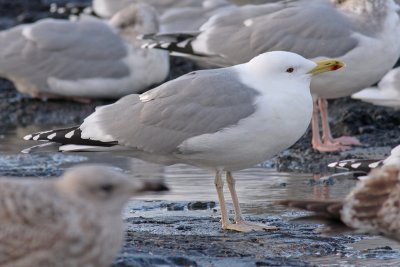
[1,1,400,266]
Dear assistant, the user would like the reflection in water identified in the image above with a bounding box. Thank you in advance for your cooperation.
[2,126,400,266]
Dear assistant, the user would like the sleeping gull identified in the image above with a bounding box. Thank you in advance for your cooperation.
[23,51,344,232]
[0,164,167,267]
[352,67,400,108]
[0,3,169,101]
[276,165,400,241]
[142,0,400,152]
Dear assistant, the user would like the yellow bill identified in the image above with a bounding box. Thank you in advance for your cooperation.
[308,59,345,75]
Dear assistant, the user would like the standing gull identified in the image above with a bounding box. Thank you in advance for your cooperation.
[277,165,400,241]
[0,164,167,267]
[352,67,400,108]
[142,0,400,152]
[0,3,169,101]
[23,51,344,232]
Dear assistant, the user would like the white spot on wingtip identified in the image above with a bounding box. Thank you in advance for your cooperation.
[65,131,75,139]
[47,133,56,140]
[160,42,171,48]
[328,162,337,168]
[149,43,158,49]
[369,161,380,168]
[33,135,40,141]
[338,162,347,167]
[243,19,253,27]
[351,163,361,169]
[24,134,32,140]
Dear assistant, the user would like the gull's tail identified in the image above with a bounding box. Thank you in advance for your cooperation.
[328,159,383,173]
[141,31,204,57]
[22,126,119,153]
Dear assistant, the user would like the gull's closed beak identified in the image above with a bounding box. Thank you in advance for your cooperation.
[309,59,345,75]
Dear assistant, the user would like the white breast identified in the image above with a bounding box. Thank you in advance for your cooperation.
[178,73,313,171]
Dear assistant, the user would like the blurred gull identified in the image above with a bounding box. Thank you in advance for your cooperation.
[0,164,167,267]
[328,144,400,174]
[352,67,400,108]
[277,165,400,241]
[0,3,169,101]
[93,0,203,18]
[160,0,233,32]
[23,51,344,232]
[143,0,400,152]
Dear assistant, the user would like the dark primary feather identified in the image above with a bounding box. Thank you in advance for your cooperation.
[142,32,204,56]
[25,126,118,147]
[328,159,383,173]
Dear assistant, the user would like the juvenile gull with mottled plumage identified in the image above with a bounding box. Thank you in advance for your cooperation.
[142,0,400,152]
[0,164,167,267]
[277,165,400,242]
[0,3,169,101]
[23,51,343,232]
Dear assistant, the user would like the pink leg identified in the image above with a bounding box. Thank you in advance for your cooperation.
[319,99,361,146]
[311,100,350,152]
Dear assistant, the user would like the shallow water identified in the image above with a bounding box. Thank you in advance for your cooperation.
[1,126,400,266]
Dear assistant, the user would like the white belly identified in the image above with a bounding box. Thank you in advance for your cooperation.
[177,90,313,171]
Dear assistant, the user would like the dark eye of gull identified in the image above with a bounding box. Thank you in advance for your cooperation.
[286,67,294,73]
[100,184,114,194]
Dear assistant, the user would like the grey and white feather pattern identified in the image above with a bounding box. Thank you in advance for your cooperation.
[143,0,359,66]
[0,3,169,100]
[25,68,259,156]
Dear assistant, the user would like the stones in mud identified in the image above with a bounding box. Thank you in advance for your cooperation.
[188,201,216,210]
[113,254,198,267]
[165,201,216,211]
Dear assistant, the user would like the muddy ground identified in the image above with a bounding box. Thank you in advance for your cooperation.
[1,1,400,267]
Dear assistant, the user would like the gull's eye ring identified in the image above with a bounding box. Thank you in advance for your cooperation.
[286,67,294,73]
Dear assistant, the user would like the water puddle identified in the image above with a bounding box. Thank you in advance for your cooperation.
[1,125,400,266]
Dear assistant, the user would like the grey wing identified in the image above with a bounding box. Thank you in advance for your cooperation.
[199,1,358,64]
[0,17,129,92]
[81,68,259,154]
[0,182,67,265]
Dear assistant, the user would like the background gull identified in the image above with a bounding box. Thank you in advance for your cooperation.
[142,0,400,152]
[276,165,400,242]
[23,51,344,232]
[328,144,400,174]
[0,164,167,267]
[352,67,400,108]
[0,3,169,101]
[159,0,234,32]
[93,0,203,18]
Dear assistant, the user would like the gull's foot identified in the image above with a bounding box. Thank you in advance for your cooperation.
[222,220,278,232]
[332,136,362,146]
[312,142,351,152]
